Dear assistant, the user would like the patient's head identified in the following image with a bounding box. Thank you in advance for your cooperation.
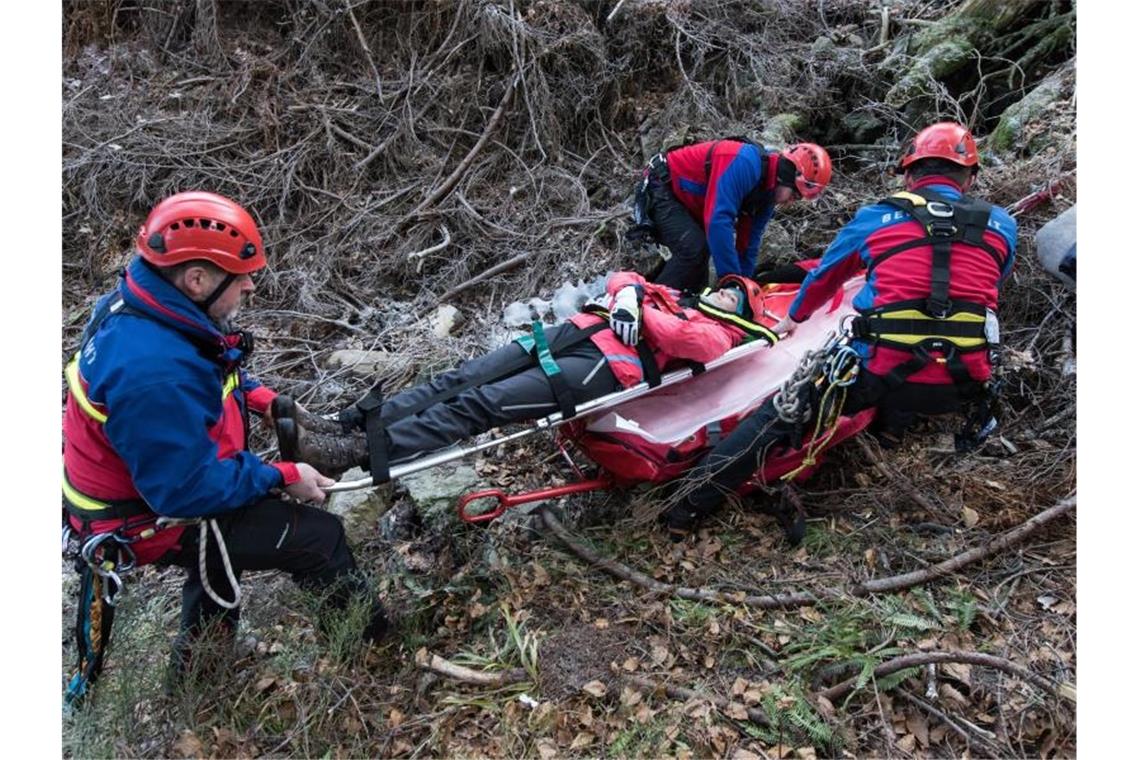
[701,285,750,319]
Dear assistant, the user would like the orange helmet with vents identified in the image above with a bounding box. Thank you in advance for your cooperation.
[898,122,979,172]
[137,191,266,274]
[781,143,832,200]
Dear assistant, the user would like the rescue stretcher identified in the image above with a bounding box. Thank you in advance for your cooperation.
[326,274,876,524]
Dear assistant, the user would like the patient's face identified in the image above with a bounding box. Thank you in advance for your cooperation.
[705,288,741,313]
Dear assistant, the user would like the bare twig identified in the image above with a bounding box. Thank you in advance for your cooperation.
[438,251,530,303]
[400,70,522,227]
[414,649,528,687]
[624,675,772,726]
[817,650,1056,702]
[407,225,452,261]
[855,435,943,514]
[852,495,1075,595]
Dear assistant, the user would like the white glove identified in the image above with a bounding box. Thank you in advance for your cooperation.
[772,316,798,336]
[609,285,643,346]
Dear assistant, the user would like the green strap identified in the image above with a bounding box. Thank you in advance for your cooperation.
[530,321,562,378]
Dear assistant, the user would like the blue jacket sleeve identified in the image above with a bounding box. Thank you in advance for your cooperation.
[706,146,765,278]
[787,205,882,321]
[102,361,284,518]
[989,206,1018,284]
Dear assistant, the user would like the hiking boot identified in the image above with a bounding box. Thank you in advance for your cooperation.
[275,417,368,479]
[271,395,347,435]
[658,503,698,542]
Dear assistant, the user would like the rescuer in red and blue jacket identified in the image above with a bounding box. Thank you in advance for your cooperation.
[664,122,1018,537]
[631,138,832,293]
[63,192,389,687]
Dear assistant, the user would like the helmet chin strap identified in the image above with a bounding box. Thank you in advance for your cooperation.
[197,272,237,317]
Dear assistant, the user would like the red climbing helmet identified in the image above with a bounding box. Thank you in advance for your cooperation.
[781,143,832,200]
[136,191,266,274]
[898,121,979,172]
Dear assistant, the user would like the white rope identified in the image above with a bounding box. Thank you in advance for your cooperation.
[198,518,242,610]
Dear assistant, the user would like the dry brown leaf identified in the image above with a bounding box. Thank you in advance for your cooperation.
[536,739,559,759]
[651,644,670,666]
[569,731,595,750]
[172,731,204,759]
[582,680,608,698]
[703,655,715,669]
[388,708,405,728]
[794,748,817,760]
[620,686,643,707]
[942,661,972,686]
[634,703,654,724]
[732,677,749,696]
[896,733,917,752]
[938,682,969,706]
[255,676,277,693]
[906,711,929,747]
[724,702,749,720]
[962,506,980,528]
[731,750,763,760]
[815,695,835,720]
[743,688,764,706]
[621,656,640,672]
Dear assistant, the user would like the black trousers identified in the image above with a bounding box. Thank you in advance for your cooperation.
[379,323,623,464]
[162,498,363,648]
[677,371,970,518]
[645,172,715,293]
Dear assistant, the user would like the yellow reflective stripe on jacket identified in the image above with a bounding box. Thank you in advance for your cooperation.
[65,354,108,424]
[62,470,115,512]
[66,356,240,425]
[222,371,240,399]
[871,309,987,349]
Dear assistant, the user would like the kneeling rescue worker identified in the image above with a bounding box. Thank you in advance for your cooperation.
[663,121,1018,536]
[62,191,389,703]
[273,273,779,482]
[629,136,832,293]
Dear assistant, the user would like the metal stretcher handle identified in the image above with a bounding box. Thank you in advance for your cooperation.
[457,478,612,524]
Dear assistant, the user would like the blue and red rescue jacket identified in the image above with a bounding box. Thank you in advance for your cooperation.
[665,140,782,279]
[787,177,1017,384]
[63,257,297,562]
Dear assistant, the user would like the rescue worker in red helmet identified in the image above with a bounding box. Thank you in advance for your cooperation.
[628,137,832,293]
[663,122,1017,537]
[271,272,779,480]
[63,191,389,689]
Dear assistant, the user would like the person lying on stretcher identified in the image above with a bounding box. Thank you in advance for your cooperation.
[274,271,782,481]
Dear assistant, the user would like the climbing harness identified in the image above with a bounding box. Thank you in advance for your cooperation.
[850,187,1005,394]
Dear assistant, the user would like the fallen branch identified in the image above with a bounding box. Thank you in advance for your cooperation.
[539,495,1075,608]
[851,495,1075,596]
[816,650,1056,702]
[415,649,528,687]
[438,251,530,303]
[539,508,821,609]
[418,650,773,727]
[624,674,772,726]
[400,70,522,227]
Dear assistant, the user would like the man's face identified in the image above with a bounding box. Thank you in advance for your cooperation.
[205,270,256,325]
[704,287,742,313]
[774,185,800,205]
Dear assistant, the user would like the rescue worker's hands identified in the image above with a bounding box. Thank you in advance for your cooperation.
[772,316,798,336]
[286,463,336,505]
[610,285,643,345]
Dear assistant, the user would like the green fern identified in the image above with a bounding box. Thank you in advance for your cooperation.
[876,666,923,691]
[884,612,940,631]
